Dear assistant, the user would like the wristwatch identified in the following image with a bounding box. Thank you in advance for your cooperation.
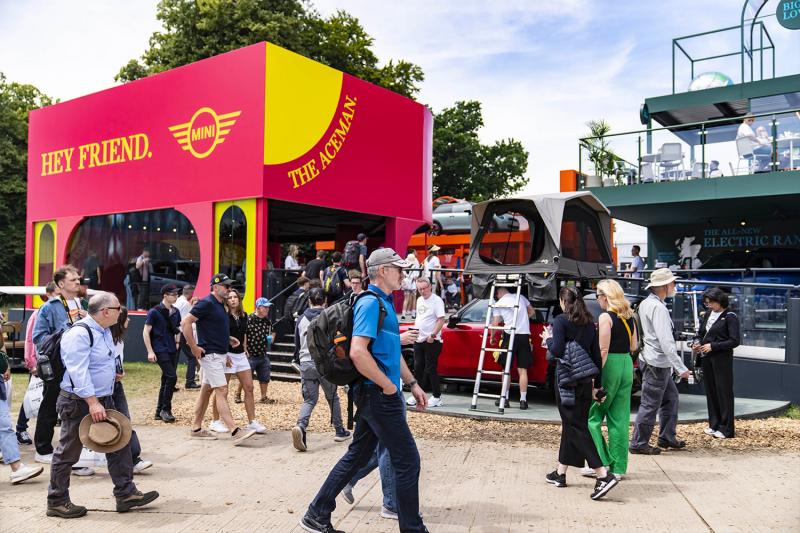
[406,379,418,388]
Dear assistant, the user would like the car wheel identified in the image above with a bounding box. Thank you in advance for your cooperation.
[429,221,443,236]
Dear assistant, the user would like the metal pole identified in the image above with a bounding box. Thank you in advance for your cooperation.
[672,40,676,94]
[771,116,778,171]
[646,118,652,154]
[701,124,706,178]
[786,298,800,365]
[638,135,642,184]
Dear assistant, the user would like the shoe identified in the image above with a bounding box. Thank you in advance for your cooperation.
[406,395,417,406]
[494,398,512,407]
[580,466,596,478]
[10,463,43,484]
[189,428,218,440]
[209,420,229,433]
[657,439,686,449]
[232,428,256,446]
[16,430,32,445]
[35,452,53,464]
[713,431,727,439]
[428,396,443,408]
[299,515,344,533]
[74,447,107,468]
[159,410,176,423]
[72,467,95,477]
[185,382,201,390]
[234,394,243,404]
[545,470,567,487]
[292,426,307,452]
[116,490,160,512]
[246,420,267,434]
[380,506,399,520]
[629,445,661,455]
[611,473,624,480]
[133,460,153,474]
[334,428,351,442]
[153,412,162,421]
[703,427,716,436]
[591,473,620,500]
[342,483,355,504]
[173,386,180,392]
[259,397,276,404]
[46,501,88,519]
[519,400,528,410]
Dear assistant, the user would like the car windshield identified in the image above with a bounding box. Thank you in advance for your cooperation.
[460,299,489,322]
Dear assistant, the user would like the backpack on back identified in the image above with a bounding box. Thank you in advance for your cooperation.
[36,322,94,383]
[323,266,345,298]
[306,290,386,387]
[342,240,360,268]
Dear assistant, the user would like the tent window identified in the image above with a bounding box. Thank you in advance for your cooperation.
[478,209,535,265]
[561,202,610,263]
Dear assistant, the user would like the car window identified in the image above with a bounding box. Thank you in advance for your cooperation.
[461,299,489,323]
[434,204,452,214]
[452,203,471,213]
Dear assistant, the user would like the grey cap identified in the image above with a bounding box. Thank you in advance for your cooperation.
[366,248,412,268]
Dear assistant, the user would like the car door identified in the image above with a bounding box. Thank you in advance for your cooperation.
[449,203,472,232]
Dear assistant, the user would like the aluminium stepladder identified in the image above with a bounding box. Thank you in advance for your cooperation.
[469,273,524,414]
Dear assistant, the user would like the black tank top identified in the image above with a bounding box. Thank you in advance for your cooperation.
[606,312,633,354]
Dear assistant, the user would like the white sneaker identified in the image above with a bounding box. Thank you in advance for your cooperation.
[428,396,443,408]
[611,473,624,480]
[74,447,106,468]
[246,420,267,434]
[580,466,596,478]
[209,420,229,433]
[71,467,95,476]
[713,431,727,439]
[10,463,43,485]
[133,460,153,474]
[35,452,53,464]
[380,506,399,520]
[406,396,417,406]
[704,427,716,436]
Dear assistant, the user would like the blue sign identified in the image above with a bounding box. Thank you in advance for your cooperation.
[777,1,800,29]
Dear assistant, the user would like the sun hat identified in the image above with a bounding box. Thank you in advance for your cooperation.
[366,248,412,268]
[428,245,441,252]
[645,267,680,289]
[79,410,132,454]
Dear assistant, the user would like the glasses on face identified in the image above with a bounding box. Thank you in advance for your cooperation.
[104,306,121,312]
[597,292,606,298]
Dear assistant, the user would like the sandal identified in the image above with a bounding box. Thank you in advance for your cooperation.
[259,397,276,404]
[234,395,243,404]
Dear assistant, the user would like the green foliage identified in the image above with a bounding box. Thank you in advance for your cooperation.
[116,0,423,98]
[583,119,618,180]
[0,73,54,285]
[783,404,800,420]
[432,101,529,202]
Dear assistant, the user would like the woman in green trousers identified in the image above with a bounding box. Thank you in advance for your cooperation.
[587,279,638,479]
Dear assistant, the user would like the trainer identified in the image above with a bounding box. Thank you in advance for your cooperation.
[46,292,158,518]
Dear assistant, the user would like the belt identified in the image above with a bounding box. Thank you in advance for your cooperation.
[59,390,109,401]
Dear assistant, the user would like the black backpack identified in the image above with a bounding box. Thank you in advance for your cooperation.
[306,290,386,387]
[36,322,93,383]
[323,266,345,298]
[343,240,360,268]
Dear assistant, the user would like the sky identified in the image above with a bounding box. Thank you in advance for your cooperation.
[2,0,798,248]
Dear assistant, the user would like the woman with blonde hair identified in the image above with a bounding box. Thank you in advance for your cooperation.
[285,244,301,270]
[586,279,638,480]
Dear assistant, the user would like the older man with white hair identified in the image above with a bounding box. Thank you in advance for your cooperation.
[47,292,159,519]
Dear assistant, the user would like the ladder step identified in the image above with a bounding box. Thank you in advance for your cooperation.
[482,347,509,352]
[493,283,521,288]
[489,304,519,309]
[478,370,504,376]
[484,325,510,331]
[475,392,504,399]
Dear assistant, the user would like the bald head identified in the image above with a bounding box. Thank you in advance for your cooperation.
[88,291,121,328]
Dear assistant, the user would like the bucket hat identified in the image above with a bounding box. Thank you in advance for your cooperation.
[645,267,680,289]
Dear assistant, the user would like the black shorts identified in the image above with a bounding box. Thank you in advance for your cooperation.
[502,333,533,370]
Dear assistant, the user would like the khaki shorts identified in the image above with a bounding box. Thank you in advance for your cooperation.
[199,353,228,388]
[224,352,251,374]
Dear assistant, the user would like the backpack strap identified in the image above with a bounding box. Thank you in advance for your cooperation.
[73,322,94,347]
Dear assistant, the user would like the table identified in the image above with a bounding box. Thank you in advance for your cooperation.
[776,135,800,170]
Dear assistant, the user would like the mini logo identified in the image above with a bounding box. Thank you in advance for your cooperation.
[169,107,241,159]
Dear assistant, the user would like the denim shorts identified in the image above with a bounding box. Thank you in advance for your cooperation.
[249,356,271,383]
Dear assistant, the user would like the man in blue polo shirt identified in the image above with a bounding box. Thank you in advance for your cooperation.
[300,248,429,533]
[181,274,255,446]
[143,284,181,423]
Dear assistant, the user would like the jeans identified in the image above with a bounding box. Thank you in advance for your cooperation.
[35,379,61,455]
[1,388,22,464]
[297,361,343,431]
[16,374,31,433]
[348,444,396,511]
[156,352,179,415]
[306,385,425,532]
[113,381,142,464]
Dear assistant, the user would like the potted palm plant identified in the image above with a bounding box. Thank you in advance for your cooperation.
[584,119,617,187]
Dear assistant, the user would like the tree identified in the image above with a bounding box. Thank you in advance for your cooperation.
[432,101,529,201]
[116,0,424,98]
[0,73,54,284]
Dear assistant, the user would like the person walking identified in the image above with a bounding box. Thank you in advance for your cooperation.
[46,292,159,518]
[401,249,420,320]
[541,287,619,500]
[407,277,446,408]
[630,268,690,454]
[174,284,200,389]
[144,284,182,423]
[244,298,275,404]
[291,288,350,452]
[182,274,256,446]
[586,280,638,480]
[694,287,740,439]
[300,248,428,533]
[111,306,153,474]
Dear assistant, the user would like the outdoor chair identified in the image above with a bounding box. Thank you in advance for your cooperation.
[736,137,770,175]
[640,163,656,183]
[658,143,684,180]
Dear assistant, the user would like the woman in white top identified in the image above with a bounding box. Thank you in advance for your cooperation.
[284,244,301,270]
[736,114,771,169]
[401,249,420,320]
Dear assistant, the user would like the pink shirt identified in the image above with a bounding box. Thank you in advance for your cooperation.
[24,308,40,370]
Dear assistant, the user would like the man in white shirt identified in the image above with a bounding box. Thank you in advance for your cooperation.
[629,245,646,279]
[407,277,447,408]
[490,286,535,409]
[736,114,771,170]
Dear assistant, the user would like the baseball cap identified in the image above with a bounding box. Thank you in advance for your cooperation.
[210,273,235,287]
[357,233,367,241]
[366,248,411,268]
[255,297,273,308]
[161,283,180,295]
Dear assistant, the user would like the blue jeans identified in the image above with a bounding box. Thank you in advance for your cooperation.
[1,385,22,464]
[348,444,395,511]
[306,385,425,532]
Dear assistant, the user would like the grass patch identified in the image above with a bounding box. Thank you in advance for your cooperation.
[782,404,800,420]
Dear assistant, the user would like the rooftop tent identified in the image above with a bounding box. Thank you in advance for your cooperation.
[463,192,615,302]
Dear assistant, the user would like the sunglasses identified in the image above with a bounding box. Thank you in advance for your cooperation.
[104,306,121,311]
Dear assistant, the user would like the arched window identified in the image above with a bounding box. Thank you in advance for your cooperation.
[37,224,55,287]
[218,205,247,294]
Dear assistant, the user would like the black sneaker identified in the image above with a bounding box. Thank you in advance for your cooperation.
[494,398,512,407]
[46,501,88,518]
[153,412,162,421]
[159,410,176,423]
[292,426,307,452]
[545,470,566,487]
[657,438,686,449]
[591,474,619,500]
[519,400,529,410]
[629,445,661,455]
[116,490,160,512]
[299,515,344,533]
[185,382,201,390]
[16,430,33,445]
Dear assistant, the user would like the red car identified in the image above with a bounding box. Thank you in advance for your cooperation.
[400,298,552,389]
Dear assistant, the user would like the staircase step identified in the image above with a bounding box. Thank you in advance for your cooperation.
[271,371,301,382]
